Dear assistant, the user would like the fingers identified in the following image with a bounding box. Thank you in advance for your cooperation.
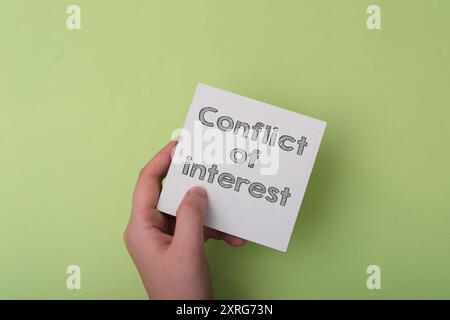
[132,140,177,218]
[204,227,247,247]
[172,187,207,252]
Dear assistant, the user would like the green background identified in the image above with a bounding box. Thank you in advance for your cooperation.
[1,0,449,299]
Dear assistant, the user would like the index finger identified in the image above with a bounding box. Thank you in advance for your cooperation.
[131,140,177,217]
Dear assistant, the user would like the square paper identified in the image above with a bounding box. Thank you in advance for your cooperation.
[157,83,326,251]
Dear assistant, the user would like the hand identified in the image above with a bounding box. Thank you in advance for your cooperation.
[124,140,246,300]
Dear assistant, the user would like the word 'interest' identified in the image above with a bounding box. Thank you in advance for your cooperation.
[182,159,292,206]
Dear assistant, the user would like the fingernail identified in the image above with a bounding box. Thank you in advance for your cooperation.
[172,135,182,142]
[188,186,206,198]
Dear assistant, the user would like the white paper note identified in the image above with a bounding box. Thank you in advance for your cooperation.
[157,83,326,251]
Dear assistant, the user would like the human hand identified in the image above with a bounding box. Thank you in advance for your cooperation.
[124,140,246,300]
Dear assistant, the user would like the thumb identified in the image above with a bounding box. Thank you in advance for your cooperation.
[172,187,207,251]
